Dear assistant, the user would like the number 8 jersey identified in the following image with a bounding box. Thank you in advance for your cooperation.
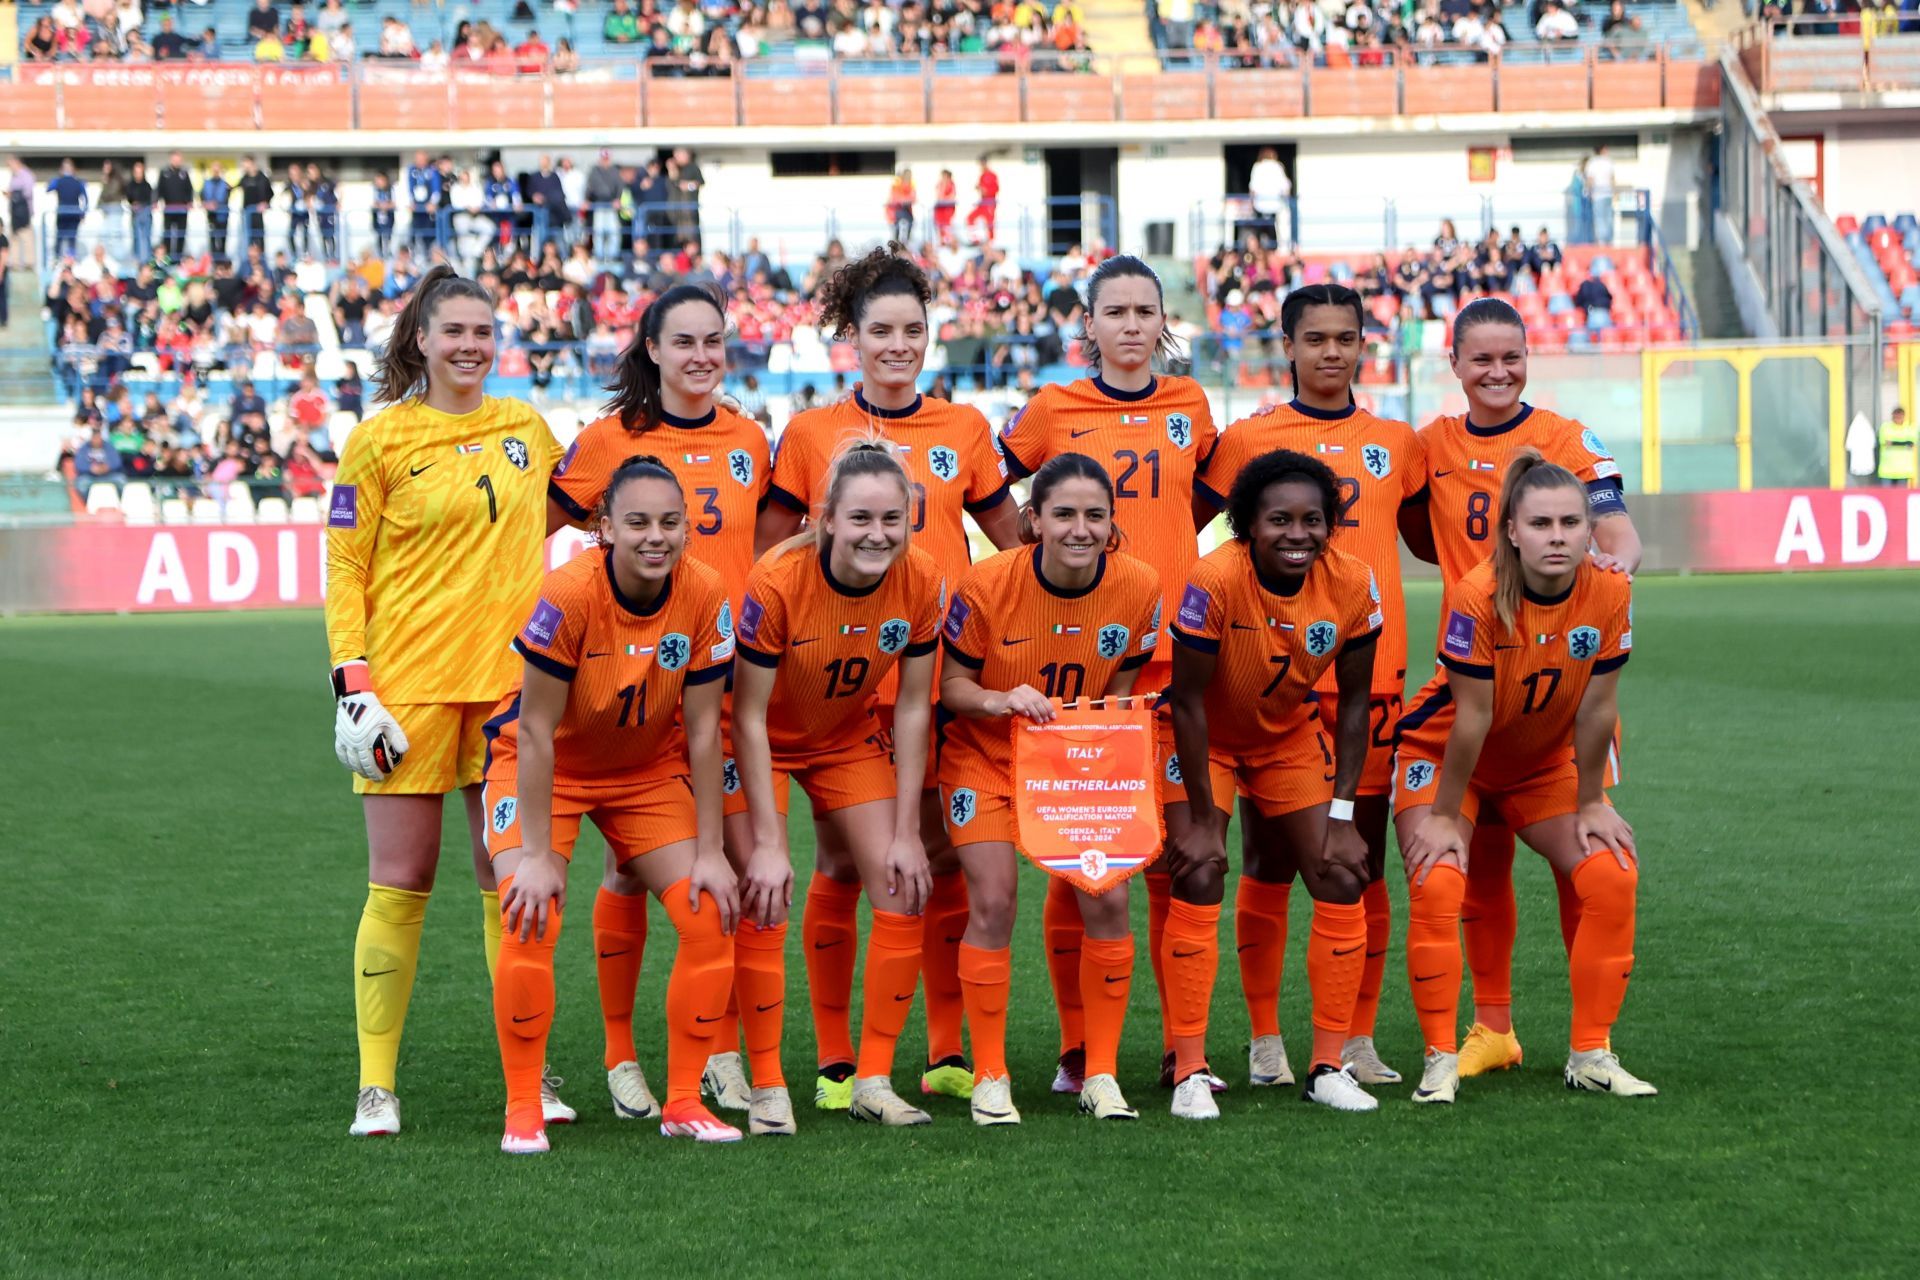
[938,545,1161,793]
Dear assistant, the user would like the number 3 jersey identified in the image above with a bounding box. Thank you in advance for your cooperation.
[938,545,1161,792]
[735,542,944,758]
[1396,558,1631,782]
[489,549,735,783]
[1170,540,1382,763]
[325,396,562,705]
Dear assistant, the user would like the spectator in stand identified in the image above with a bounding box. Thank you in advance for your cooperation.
[1572,271,1612,320]
[1601,0,1643,56]
[526,154,567,252]
[157,152,194,261]
[606,0,642,42]
[887,169,916,244]
[1535,0,1579,41]
[1527,226,1563,279]
[153,15,191,59]
[1247,147,1292,248]
[24,16,58,61]
[515,27,551,71]
[75,426,126,499]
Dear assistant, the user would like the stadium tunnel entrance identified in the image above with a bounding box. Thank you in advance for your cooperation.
[1043,147,1119,256]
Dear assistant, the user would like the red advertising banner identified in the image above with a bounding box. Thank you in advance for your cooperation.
[1687,489,1920,572]
[0,524,596,614]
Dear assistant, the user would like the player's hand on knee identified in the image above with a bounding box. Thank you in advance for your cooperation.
[884,835,932,915]
[1577,801,1636,868]
[690,850,740,935]
[1167,816,1227,884]
[1404,812,1466,886]
[504,850,567,942]
[1319,816,1371,887]
[742,840,793,928]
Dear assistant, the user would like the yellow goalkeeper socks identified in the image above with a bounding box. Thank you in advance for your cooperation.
[481,889,503,983]
[355,883,429,1092]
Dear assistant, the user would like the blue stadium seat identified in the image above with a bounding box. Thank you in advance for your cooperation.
[1587,307,1612,330]
[1862,214,1888,234]
[1547,293,1574,315]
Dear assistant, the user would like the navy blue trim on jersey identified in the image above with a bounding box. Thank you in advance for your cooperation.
[1465,404,1535,438]
[686,662,733,685]
[1522,579,1574,606]
[964,482,1012,515]
[904,637,938,658]
[941,638,985,669]
[1093,374,1158,403]
[481,691,523,777]
[854,389,922,420]
[1395,684,1452,738]
[1439,654,1494,679]
[1118,650,1152,671]
[737,644,781,669]
[821,548,884,597]
[512,639,576,682]
[1000,438,1037,480]
[605,549,672,616]
[549,478,591,521]
[1587,479,1628,516]
[1193,477,1226,511]
[1340,628,1381,657]
[767,482,808,513]
[1592,652,1630,675]
[660,407,717,429]
[1289,398,1356,421]
[1254,560,1307,597]
[1032,544,1107,599]
[1171,625,1219,655]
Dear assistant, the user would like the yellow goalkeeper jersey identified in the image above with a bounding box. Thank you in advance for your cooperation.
[325,396,561,706]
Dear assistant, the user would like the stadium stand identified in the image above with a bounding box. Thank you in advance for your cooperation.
[1835,213,1920,339]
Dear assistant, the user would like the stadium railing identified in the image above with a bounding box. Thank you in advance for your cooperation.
[0,45,1720,133]
[1715,47,1887,432]
[1734,17,1920,94]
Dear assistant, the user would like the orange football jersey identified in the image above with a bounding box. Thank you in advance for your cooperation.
[1418,404,1629,586]
[1399,558,1631,780]
[1171,540,1382,762]
[488,550,735,783]
[938,545,1162,791]
[735,542,943,756]
[997,375,1217,686]
[1199,400,1424,694]
[548,406,771,613]
[768,391,1011,586]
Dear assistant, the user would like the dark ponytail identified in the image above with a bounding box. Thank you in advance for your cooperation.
[1491,447,1584,632]
[373,265,495,406]
[602,283,728,432]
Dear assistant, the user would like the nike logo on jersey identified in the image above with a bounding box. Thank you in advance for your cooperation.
[1069,427,1101,439]
[1494,643,1522,651]
[586,651,613,658]
[1002,637,1031,646]
[792,637,820,648]
[1432,469,1454,477]
[410,463,436,477]
[1230,622,1260,631]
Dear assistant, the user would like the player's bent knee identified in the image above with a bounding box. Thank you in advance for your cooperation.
[1171,860,1225,905]
[496,952,554,1040]
[1572,852,1637,911]
[1305,866,1364,906]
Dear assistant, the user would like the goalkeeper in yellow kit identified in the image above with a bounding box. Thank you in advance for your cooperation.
[326,265,567,1137]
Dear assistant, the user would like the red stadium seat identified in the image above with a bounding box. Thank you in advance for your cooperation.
[1836,215,1860,235]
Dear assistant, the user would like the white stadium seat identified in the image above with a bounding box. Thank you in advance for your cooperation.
[159,497,191,525]
[120,481,157,525]
[255,496,290,524]
[223,483,256,524]
[288,496,322,524]
[85,482,121,516]
[191,498,223,525]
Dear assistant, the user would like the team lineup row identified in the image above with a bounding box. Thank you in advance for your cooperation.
[323,247,1652,1152]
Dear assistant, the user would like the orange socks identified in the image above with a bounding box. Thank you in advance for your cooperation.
[1144,870,1174,1053]
[711,988,742,1057]
[921,872,970,1064]
[1406,864,1466,1053]
[1162,898,1220,1084]
[803,872,862,1069]
[1348,878,1391,1040]
[493,875,560,1129]
[1553,867,1584,959]
[1568,854,1637,1051]
[592,887,649,1070]
[733,920,788,1088]
[855,910,924,1078]
[958,942,1012,1082]
[1235,876,1292,1039]
[1462,825,1517,1034]
[1042,875,1085,1055]
[661,879,734,1110]
[1306,899,1367,1070]
[1080,934,1134,1080]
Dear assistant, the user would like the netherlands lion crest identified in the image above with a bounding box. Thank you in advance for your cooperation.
[928,446,959,482]
[502,436,531,472]
[1305,620,1339,657]
[1167,413,1193,448]
[1362,444,1392,479]
[1097,623,1130,660]
[728,449,754,486]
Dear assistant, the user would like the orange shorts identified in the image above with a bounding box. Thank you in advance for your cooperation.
[481,771,696,863]
[1313,688,1403,797]
[939,782,1016,847]
[722,729,897,819]
[355,701,496,796]
[1160,716,1338,820]
[1392,715,1585,830]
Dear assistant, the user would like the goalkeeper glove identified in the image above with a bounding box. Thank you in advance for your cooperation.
[332,661,410,782]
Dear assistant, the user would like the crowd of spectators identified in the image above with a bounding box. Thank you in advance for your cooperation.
[45,145,1106,506]
[1154,0,1674,64]
[1760,0,1920,38]
[17,0,1096,69]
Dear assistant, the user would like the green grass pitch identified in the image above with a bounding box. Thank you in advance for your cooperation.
[4,572,1915,1277]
